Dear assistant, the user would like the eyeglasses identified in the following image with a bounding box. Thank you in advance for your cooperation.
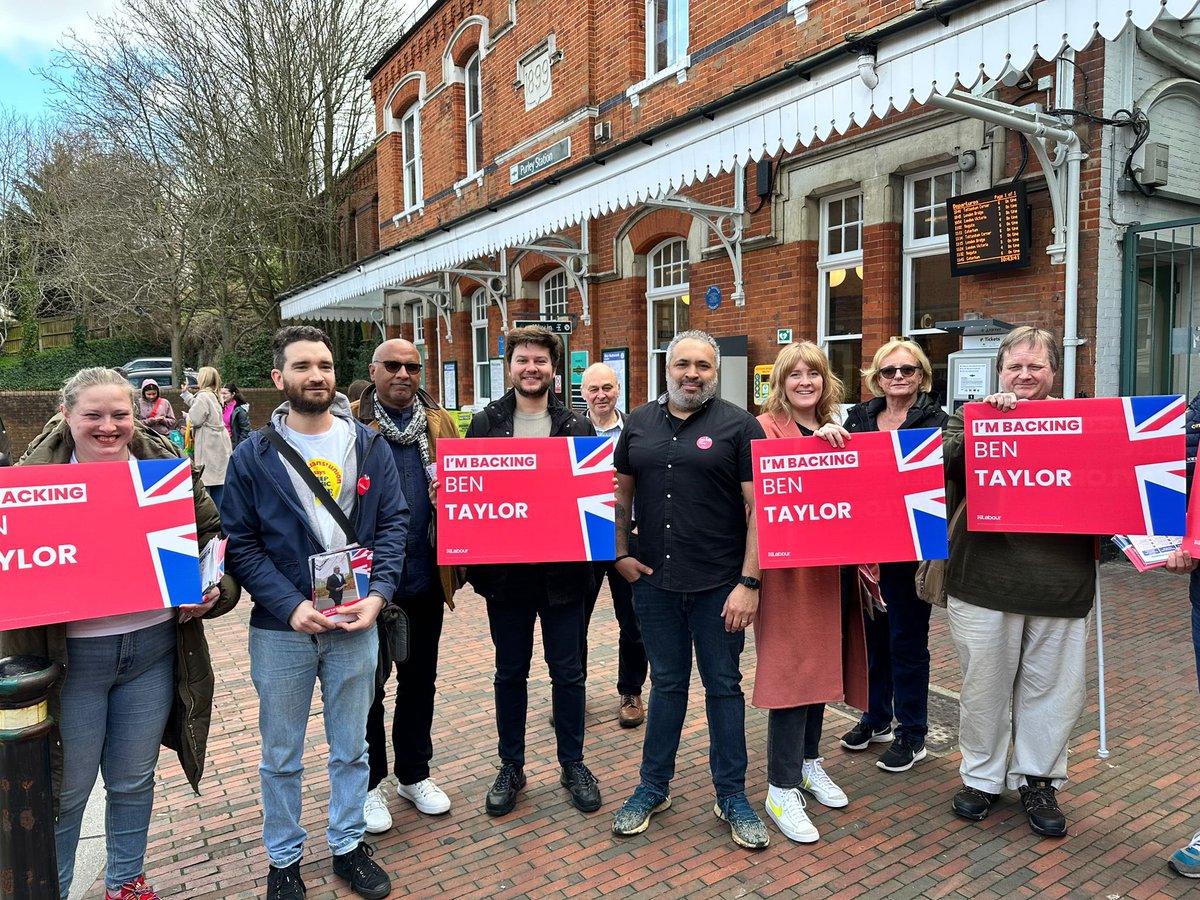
[373,360,422,374]
[879,365,919,379]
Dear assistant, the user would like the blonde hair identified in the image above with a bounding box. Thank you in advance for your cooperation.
[61,367,136,413]
[761,341,843,426]
[862,339,933,397]
[196,366,222,393]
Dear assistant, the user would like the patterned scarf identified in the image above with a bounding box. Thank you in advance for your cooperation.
[374,393,432,478]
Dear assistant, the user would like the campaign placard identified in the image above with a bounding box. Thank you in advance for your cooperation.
[753,429,948,568]
[965,395,1186,535]
[0,458,203,631]
[436,436,615,565]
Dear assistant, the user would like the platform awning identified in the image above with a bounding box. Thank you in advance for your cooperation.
[282,0,1199,321]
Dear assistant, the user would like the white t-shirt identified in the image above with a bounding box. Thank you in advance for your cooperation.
[280,419,356,550]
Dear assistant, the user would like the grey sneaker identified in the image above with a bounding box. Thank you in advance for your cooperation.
[714,792,770,850]
[612,784,672,836]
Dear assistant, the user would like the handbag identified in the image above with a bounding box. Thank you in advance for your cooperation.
[915,500,967,608]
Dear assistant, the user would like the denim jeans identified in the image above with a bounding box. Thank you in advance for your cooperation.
[583,562,648,696]
[485,583,586,767]
[631,580,747,801]
[864,561,931,743]
[56,619,176,897]
[250,625,377,867]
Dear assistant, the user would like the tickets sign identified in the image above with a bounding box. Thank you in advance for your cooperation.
[0,459,203,631]
[753,429,948,568]
[436,436,615,565]
[965,395,1186,535]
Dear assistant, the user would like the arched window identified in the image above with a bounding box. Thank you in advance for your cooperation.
[540,270,569,318]
[401,105,423,211]
[646,238,689,400]
[465,52,484,175]
[472,289,490,402]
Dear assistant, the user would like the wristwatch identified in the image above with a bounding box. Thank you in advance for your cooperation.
[737,575,761,590]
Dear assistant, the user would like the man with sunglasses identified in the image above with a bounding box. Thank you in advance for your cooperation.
[356,338,460,832]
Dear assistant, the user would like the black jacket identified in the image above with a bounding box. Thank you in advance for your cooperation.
[465,390,597,604]
[229,403,252,448]
[843,391,948,433]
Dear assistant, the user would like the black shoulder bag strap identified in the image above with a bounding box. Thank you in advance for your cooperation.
[262,424,360,546]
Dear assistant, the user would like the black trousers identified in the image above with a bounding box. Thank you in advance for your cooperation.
[766,704,825,788]
[366,585,445,788]
[583,562,648,696]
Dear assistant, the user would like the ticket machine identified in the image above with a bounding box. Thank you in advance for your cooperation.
[937,316,1015,412]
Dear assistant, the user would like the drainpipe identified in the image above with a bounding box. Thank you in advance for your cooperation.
[1057,50,1083,399]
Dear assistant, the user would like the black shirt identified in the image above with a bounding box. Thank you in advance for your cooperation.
[615,395,764,592]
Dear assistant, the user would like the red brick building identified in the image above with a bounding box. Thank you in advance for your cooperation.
[283,0,1200,411]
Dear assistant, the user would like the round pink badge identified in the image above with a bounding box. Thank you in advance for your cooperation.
[696,436,713,450]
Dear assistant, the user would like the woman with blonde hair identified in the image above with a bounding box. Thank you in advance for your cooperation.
[184,366,233,509]
[816,338,947,774]
[753,341,869,844]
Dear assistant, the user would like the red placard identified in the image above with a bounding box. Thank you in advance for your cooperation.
[0,459,203,631]
[436,436,615,565]
[965,396,1186,535]
[753,429,948,568]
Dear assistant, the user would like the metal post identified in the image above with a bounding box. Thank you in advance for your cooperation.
[1093,564,1110,759]
[0,656,63,900]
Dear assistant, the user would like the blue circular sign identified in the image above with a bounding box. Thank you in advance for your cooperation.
[705,286,721,310]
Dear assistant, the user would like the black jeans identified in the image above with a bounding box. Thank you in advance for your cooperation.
[366,586,445,788]
[486,582,586,767]
[767,704,825,788]
[583,562,648,696]
[864,560,932,743]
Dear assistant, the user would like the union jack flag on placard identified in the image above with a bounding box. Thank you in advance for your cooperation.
[350,546,374,597]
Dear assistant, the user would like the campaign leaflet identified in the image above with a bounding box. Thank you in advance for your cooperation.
[753,429,948,568]
[965,395,1185,535]
[0,458,203,631]
[435,436,615,565]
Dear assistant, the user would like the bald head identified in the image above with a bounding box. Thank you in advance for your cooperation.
[582,363,620,424]
[370,338,423,409]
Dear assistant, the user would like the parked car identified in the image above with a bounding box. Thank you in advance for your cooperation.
[123,368,199,390]
[119,357,175,375]
[0,412,10,466]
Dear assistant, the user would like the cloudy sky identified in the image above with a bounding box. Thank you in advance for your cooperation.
[0,0,118,118]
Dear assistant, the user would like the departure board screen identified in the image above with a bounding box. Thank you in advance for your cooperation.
[946,183,1031,276]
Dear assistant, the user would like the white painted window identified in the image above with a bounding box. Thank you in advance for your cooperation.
[818,190,864,402]
[903,165,961,404]
[401,105,423,211]
[647,0,688,77]
[465,52,484,176]
[472,289,490,402]
[646,238,690,400]
[540,270,569,318]
[411,300,425,345]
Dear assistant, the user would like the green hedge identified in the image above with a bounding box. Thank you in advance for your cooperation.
[0,337,168,391]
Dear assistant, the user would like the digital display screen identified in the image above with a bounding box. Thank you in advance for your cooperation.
[946,183,1032,276]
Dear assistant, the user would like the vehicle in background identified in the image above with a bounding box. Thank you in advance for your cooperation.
[123,368,199,391]
[119,357,174,375]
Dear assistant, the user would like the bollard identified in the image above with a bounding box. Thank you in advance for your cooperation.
[0,656,63,900]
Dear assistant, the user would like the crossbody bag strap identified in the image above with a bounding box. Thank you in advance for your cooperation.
[263,424,360,546]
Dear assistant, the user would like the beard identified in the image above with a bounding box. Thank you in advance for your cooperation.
[666,376,718,411]
[285,380,335,415]
[514,376,551,399]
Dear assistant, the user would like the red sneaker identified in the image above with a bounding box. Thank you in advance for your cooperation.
[104,874,161,899]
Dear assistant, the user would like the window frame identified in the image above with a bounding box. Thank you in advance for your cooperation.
[465,52,484,177]
[645,238,690,401]
[901,165,960,337]
[471,289,490,403]
[539,270,570,319]
[646,0,689,79]
[817,190,864,404]
[411,300,426,345]
[400,104,423,213]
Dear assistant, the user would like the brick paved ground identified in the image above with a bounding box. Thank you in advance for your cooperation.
[80,563,1200,899]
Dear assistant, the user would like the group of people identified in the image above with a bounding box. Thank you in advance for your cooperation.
[3,319,1194,900]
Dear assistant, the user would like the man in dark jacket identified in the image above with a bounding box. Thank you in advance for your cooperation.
[223,326,408,900]
[465,325,602,818]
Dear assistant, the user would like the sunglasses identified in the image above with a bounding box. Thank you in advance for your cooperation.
[879,365,919,379]
[373,360,422,374]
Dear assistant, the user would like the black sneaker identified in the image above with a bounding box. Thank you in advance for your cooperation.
[266,861,306,900]
[839,719,894,750]
[485,762,526,816]
[561,761,602,812]
[951,785,1000,821]
[1019,777,1067,837]
[331,841,391,900]
[876,736,927,772]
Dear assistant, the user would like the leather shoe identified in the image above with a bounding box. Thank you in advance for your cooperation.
[951,785,1000,821]
[618,695,645,728]
[560,761,602,812]
[485,763,526,817]
[1019,777,1067,837]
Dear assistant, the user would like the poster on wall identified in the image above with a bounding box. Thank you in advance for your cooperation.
[0,459,203,630]
[570,350,588,410]
[489,358,506,402]
[965,395,1186,535]
[442,361,458,410]
[602,348,629,413]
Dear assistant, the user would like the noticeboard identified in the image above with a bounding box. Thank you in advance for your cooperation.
[946,182,1032,277]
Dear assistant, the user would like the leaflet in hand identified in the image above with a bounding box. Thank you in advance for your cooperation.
[1111,534,1182,572]
[200,537,228,592]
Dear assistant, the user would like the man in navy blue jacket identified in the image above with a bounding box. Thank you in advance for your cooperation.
[223,326,408,900]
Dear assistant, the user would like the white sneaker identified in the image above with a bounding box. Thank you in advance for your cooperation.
[801,757,849,808]
[364,785,393,833]
[398,778,452,815]
[765,785,819,843]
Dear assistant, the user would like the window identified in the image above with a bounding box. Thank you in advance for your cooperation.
[465,52,484,176]
[411,300,425,345]
[472,290,490,402]
[646,239,690,400]
[401,105,423,211]
[903,166,960,405]
[540,270,569,318]
[818,191,864,402]
[647,0,688,77]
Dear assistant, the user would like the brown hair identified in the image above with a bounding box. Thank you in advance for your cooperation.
[862,338,934,397]
[761,341,844,426]
[503,325,562,369]
[272,325,334,371]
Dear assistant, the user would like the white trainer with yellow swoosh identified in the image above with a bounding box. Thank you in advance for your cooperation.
[765,785,819,843]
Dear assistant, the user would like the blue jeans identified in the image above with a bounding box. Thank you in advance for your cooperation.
[631,580,747,800]
[56,619,176,897]
[250,625,377,867]
[864,561,931,743]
